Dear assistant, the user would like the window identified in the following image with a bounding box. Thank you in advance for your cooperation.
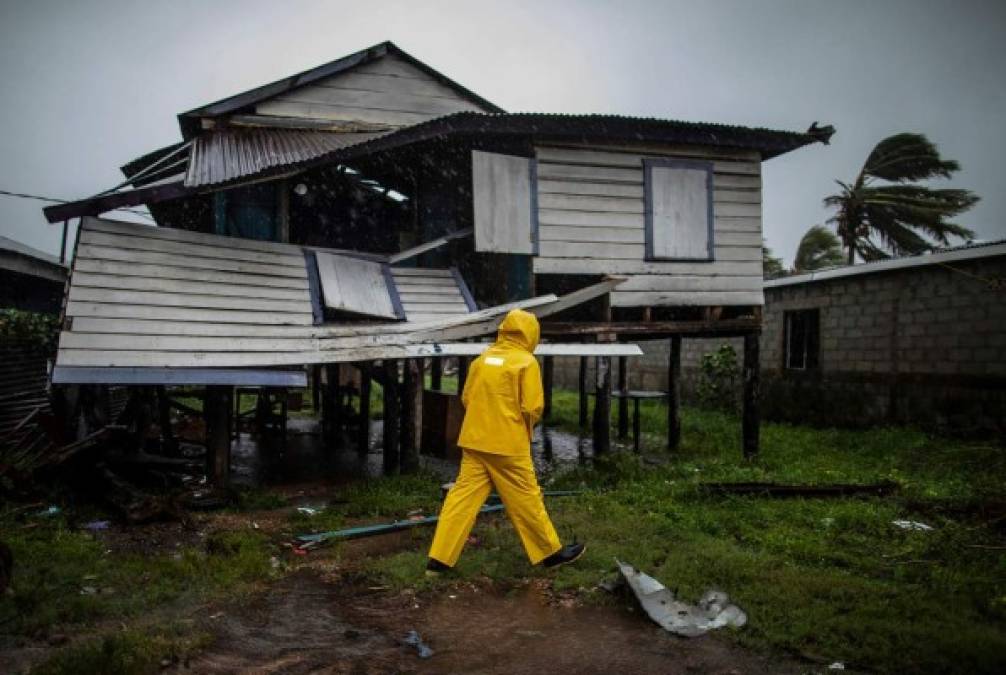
[784,309,820,370]
[643,159,714,261]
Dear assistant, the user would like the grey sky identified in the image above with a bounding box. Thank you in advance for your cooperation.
[1,0,1003,266]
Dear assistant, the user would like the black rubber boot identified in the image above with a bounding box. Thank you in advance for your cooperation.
[425,558,453,577]
[542,543,586,569]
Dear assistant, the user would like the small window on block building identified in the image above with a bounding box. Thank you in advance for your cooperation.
[784,309,820,370]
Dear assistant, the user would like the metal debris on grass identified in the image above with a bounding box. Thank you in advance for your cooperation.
[615,559,747,637]
[892,520,933,531]
[403,629,434,659]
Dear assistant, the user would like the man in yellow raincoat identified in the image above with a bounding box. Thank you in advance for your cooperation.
[426,309,585,575]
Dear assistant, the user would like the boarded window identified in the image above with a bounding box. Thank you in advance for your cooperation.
[644,159,713,261]
[784,309,820,370]
[315,252,403,320]
[471,150,536,254]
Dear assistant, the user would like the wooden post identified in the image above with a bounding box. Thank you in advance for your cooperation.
[592,356,611,454]
[322,364,342,449]
[742,332,761,460]
[617,355,629,439]
[578,356,589,429]
[400,360,421,474]
[543,355,554,421]
[311,365,322,416]
[458,356,470,394]
[357,364,371,455]
[204,386,231,485]
[383,360,400,475]
[156,386,177,455]
[668,336,682,451]
[431,357,443,391]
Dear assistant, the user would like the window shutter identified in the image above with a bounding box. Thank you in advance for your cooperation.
[644,159,714,261]
[471,150,536,254]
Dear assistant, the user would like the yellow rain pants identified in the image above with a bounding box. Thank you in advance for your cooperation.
[428,309,563,566]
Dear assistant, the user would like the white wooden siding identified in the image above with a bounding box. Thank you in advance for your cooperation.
[390,268,472,322]
[472,150,534,254]
[532,143,764,307]
[255,53,490,127]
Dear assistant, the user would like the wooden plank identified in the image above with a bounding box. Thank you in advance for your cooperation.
[537,209,643,229]
[537,242,643,259]
[390,267,453,277]
[52,366,307,387]
[312,70,478,100]
[537,142,761,162]
[76,245,307,279]
[538,225,643,244]
[537,180,644,198]
[73,259,310,289]
[390,278,458,288]
[83,217,306,257]
[536,163,641,184]
[256,100,435,126]
[387,228,473,264]
[79,230,305,268]
[398,293,467,304]
[68,318,320,337]
[610,290,764,307]
[713,202,760,218]
[274,88,482,116]
[71,272,310,301]
[60,333,314,352]
[315,252,398,319]
[68,287,310,313]
[715,231,762,247]
[617,275,762,292]
[395,286,465,296]
[535,146,761,173]
[352,52,442,78]
[65,301,314,325]
[472,150,534,254]
[533,258,762,275]
[714,216,761,233]
[538,194,643,214]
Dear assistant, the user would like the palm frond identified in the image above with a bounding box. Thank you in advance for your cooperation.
[863,133,960,182]
[794,225,845,272]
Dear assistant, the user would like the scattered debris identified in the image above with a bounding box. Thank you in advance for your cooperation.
[615,560,747,637]
[829,663,846,670]
[296,507,322,516]
[35,505,61,518]
[892,519,933,531]
[402,629,434,659]
[82,520,110,531]
[700,481,898,498]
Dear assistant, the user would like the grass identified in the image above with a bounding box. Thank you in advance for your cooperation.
[355,387,1006,674]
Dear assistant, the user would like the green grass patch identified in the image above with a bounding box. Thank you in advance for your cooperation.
[357,388,1006,674]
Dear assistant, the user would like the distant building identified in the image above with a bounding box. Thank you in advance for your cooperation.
[558,240,1006,436]
[0,236,66,313]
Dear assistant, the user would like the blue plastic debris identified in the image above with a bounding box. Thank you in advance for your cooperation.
[403,629,434,659]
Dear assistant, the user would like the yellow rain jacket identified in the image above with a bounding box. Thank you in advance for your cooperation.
[456,309,544,456]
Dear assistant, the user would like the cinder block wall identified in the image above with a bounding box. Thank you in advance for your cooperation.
[550,254,1006,436]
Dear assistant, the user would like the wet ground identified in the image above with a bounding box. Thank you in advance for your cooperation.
[182,568,807,675]
[229,417,596,488]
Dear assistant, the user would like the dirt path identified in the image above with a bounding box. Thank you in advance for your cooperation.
[185,570,807,675]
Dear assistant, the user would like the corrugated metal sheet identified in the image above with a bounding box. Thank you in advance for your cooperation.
[185,128,392,188]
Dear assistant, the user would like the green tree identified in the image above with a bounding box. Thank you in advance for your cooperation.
[824,133,979,264]
[793,225,845,273]
[763,244,786,279]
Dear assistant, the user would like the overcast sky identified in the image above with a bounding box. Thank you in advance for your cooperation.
[1,0,1003,266]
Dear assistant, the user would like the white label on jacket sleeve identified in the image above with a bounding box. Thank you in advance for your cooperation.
[485,356,505,366]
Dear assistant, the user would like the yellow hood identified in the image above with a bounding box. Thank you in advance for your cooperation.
[495,309,540,354]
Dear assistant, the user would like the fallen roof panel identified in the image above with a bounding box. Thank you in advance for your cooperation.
[52,366,307,387]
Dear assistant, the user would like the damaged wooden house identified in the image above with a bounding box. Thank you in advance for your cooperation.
[44,41,833,481]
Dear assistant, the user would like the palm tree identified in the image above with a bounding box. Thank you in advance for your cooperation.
[824,133,979,264]
[762,243,786,279]
[794,225,845,273]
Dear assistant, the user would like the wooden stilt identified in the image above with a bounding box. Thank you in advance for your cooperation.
[431,357,443,391]
[578,355,589,429]
[383,360,400,475]
[742,332,761,460]
[311,365,322,415]
[668,335,682,451]
[592,356,611,454]
[156,386,177,455]
[457,356,470,394]
[330,363,343,449]
[617,355,628,439]
[543,355,554,421]
[204,386,231,485]
[400,360,421,474]
[357,364,371,455]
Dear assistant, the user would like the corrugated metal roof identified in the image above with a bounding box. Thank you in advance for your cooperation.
[765,239,1006,289]
[185,128,392,188]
